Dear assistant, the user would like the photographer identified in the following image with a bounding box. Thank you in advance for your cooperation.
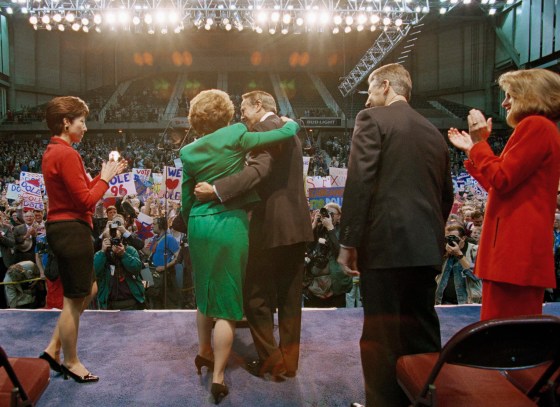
[94,223,145,310]
[304,203,352,307]
[435,224,480,305]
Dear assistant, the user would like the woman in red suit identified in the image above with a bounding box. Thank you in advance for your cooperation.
[448,68,560,320]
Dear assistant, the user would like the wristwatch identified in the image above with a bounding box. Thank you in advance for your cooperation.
[457,254,464,260]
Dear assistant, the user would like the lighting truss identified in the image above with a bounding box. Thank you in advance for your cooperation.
[1,0,429,34]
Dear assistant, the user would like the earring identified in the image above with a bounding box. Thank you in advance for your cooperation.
[65,126,69,131]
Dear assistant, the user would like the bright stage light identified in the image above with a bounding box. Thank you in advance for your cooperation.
[58,23,65,31]
[383,16,391,25]
[41,14,50,24]
[144,14,152,24]
[53,13,62,22]
[357,14,367,25]
[93,14,102,24]
[105,12,115,24]
[29,15,38,24]
[370,14,380,24]
[333,15,342,25]
[66,12,75,22]
[271,11,280,22]
[282,13,291,24]
[332,26,339,34]
[344,25,351,33]
[72,22,80,30]
[132,16,140,25]
[257,11,267,23]
[345,15,353,25]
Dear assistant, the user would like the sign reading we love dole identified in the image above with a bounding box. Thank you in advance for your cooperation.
[162,166,182,202]
[103,172,137,198]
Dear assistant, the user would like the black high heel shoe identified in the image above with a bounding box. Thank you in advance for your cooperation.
[195,355,214,375]
[60,364,99,383]
[210,382,229,404]
[39,352,62,373]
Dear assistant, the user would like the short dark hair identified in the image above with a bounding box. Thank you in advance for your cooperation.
[446,223,466,238]
[45,96,89,136]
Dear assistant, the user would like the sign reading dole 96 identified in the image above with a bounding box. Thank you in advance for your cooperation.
[103,172,137,198]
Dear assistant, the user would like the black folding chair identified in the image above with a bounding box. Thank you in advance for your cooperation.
[396,315,560,407]
[0,346,50,407]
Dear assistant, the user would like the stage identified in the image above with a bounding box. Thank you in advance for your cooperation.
[1,304,559,406]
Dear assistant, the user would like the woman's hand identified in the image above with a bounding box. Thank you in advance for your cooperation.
[100,160,128,183]
[467,109,492,143]
[448,128,474,153]
[280,116,294,123]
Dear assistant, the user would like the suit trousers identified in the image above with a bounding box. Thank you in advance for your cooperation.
[244,242,306,373]
[360,266,441,407]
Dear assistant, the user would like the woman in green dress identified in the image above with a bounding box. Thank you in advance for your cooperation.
[180,89,299,404]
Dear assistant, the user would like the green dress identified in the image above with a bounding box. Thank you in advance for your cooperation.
[180,121,299,320]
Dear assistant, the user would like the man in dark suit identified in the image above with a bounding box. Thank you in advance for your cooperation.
[194,90,313,378]
[338,64,453,407]
[0,213,16,308]
[13,210,38,264]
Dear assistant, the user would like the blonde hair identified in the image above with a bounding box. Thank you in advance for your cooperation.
[324,202,341,214]
[498,68,560,127]
[242,91,277,114]
[368,63,412,101]
[188,89,234,136]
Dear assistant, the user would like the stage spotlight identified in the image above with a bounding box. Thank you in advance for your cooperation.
[82,17,89,25]
[296,17,303,26]
[6,7,13,14]
[395,18,402,27]
[281,27,288,34]
[370,24,376,31]
[344,25,351,33]
[345,15,353,25]
[66,12,75,22]
[72,22,80,30]
[332,26,339,34]
[222,17,230,24]
[357,14,367,25]
[225,23,232,30]
[95,26,101,32]
[257,11,267,23]
[29,15,38,24]
[174,26,182,33]
[488,7,496,14]
[319,12,329,25]
[204,23,211,30]
[105,12,115,24]
[169,11,178,23]
[58,23,65,30]
[118,11,129,24]
[439,7,447,13]
[306,11,317,24]
[206,17,213,26]
[53,13,62,22]
[41,14,50,24]
[255,26,263,33]
[357,24,364,31]
[282,13,291,24]
[94,14,102,24]
[333,15,342,25]
[33,24,38,30]
[161,27,168,34]
[132,16,140,25]
[271,11,279,22]
[21,7,28,13]
[370,14,379,24]
[45,23,52,30]
[144,13,152,24]
[156,11,165,24]
[269,27,275,34]
[383,16,391,25]
[83,25,89,32]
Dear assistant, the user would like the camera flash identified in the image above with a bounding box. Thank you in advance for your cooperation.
[109,151,120,161]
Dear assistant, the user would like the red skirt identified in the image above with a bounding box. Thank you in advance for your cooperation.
[480,280,544,321]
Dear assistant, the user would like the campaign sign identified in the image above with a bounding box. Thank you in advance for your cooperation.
[162,166,182,202]
[329,167,347,187]
[20,172,44,189]
[103,172,137,198]
[303,156,311,176]
[19,180,42,196]
[22,193,44,211]
[133,168,152,182]
[308,187,345,210]
[306,176,332,190]
[134,212,154,240]
[152,173,163,195]
[6,183,21,200]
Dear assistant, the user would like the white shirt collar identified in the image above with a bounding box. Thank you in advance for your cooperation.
[260,112,275,122]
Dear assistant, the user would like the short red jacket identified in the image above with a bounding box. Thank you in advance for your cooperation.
[465,115,560,288]
[42,137,108,228]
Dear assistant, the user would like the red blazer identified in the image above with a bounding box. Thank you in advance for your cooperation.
[465,115,560,287]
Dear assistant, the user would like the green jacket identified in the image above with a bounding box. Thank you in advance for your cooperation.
[94,246,144,309]
[180,121,299,228]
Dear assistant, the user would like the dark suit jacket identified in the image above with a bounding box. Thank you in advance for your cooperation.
[0,225,15,267]
[214,115,313,250]
[13,224,35,254]
[339,101,453,269]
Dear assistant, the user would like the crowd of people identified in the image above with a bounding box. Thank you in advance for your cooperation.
[1,64,559,407]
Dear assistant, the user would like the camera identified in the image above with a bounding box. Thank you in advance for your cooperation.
[308,237,330,270]
[110,220,121,229]
[319,207,330,219]
[181,235,189,247]
[110,237,122,246]
[445,235,461,246]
